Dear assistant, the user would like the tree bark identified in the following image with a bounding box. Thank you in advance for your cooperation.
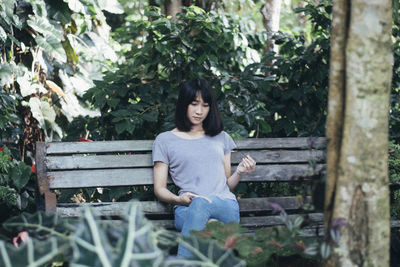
[325,0,393,266]
[165,0,182,18]
[260,0,282,55]
[324,0,348,232]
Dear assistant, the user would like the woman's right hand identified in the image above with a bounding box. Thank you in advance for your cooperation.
[178,192,198,206]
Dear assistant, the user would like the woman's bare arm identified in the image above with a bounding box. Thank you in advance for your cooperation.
[225,153,256,190]
[153,161,196,206]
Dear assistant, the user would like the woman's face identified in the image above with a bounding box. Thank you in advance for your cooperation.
[186,92,210,127]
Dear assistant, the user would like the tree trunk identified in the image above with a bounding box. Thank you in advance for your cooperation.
[325,0,393,266]
[165,0,182,18]
[260,0,282,55]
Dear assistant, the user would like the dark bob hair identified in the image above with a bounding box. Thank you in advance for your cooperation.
[175,78,223,136]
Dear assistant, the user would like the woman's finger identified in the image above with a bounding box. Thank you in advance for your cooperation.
[244,158,252,167]
[189,193,198,199]
[246,155,256,164]
[242,160,249,169]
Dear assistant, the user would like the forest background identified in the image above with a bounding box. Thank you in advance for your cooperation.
[0,0,400,264]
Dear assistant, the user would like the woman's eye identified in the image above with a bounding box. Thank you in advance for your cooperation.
[203,104,209,107]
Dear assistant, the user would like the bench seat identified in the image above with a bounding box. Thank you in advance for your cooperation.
[36,137,328,231]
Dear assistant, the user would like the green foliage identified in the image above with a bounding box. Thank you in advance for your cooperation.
[77,1,333,142]
[389,141,400,218]
[0,87,21,141]
[191,210,326,266]
[0,0,124,222]
[0,147,35,231]
[265,1,330,137]
[1,202,245,266]
[0,0,122,146]
[81,6,272,140]
[391,0,400,142]
[0,237,69,267]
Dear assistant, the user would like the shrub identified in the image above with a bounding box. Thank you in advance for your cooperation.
[0,147,35,239]
[1,202,245,266]
[389,141,400,218]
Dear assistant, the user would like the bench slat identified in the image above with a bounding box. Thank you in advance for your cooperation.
[45,137,327,155]
[48,164,325,189]
[46,150,325,170]
[234,137,326,150]
[56,197,312,217]
[46,154,152,170]
[149,213,324,229]
[48,168,154,188]
[46,140,154,154]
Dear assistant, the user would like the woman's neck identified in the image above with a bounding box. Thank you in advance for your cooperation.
[190,124,204,134]
[172,125,205,139]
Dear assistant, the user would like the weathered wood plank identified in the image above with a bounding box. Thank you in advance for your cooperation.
[56,197,312,217]
[237,164,325,182]
[46,137,327,155]
[48,164,325,189]
[57,201,174,217]
[231,150,325,164]
[35,142,48,195]
[149,213,324,229]
[238,196,313,213]
[239,213,323,228]
[234,137,326,150]
[46,154,153,170]
[35,142,57,212]
[48,168,156,188]
[46,150,325,170]
[46,140,154,154]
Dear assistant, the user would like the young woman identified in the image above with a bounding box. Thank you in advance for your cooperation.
[152,78,256,258]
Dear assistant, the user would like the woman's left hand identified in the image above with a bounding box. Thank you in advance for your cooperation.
[236,155,256,175]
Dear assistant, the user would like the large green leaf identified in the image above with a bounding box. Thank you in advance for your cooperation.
[63,0,85,14]
[0,64,14,87]
[27,98,45,127]
[97,0,123,14]
[0,25,6,42]
[3,211,76,237]
[16,72,36,97]
[62,37,79,64]
[27,14,66,62]
[0,186,18,206]
[164,236,246,267]
[10,162,31,191]
[27,14,63,41]
[34,35,66,63]
[0,237,69,267]
[70,202,164,267]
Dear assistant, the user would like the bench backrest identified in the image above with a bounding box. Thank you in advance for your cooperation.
[35,137,326,230]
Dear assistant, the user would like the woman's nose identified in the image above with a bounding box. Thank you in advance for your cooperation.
[196,106,203,114]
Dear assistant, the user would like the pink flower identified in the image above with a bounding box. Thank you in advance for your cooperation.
[12,231,29,247]
[31,164,36,174]
[0,147,3,152]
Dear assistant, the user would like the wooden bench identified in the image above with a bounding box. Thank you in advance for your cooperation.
[35,137,328,233]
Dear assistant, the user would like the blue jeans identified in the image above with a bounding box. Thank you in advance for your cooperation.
[174,196,240,258]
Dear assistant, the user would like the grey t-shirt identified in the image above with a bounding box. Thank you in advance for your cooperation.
[152,131,237,200]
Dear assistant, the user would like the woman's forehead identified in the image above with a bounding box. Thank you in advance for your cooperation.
[194,92,206,102]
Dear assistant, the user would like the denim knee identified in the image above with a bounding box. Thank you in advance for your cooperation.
[187,197,211,217]
[174,206,187,231]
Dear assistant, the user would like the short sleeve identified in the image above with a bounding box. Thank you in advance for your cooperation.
[152,136,169,165]
[223,131,236,154]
